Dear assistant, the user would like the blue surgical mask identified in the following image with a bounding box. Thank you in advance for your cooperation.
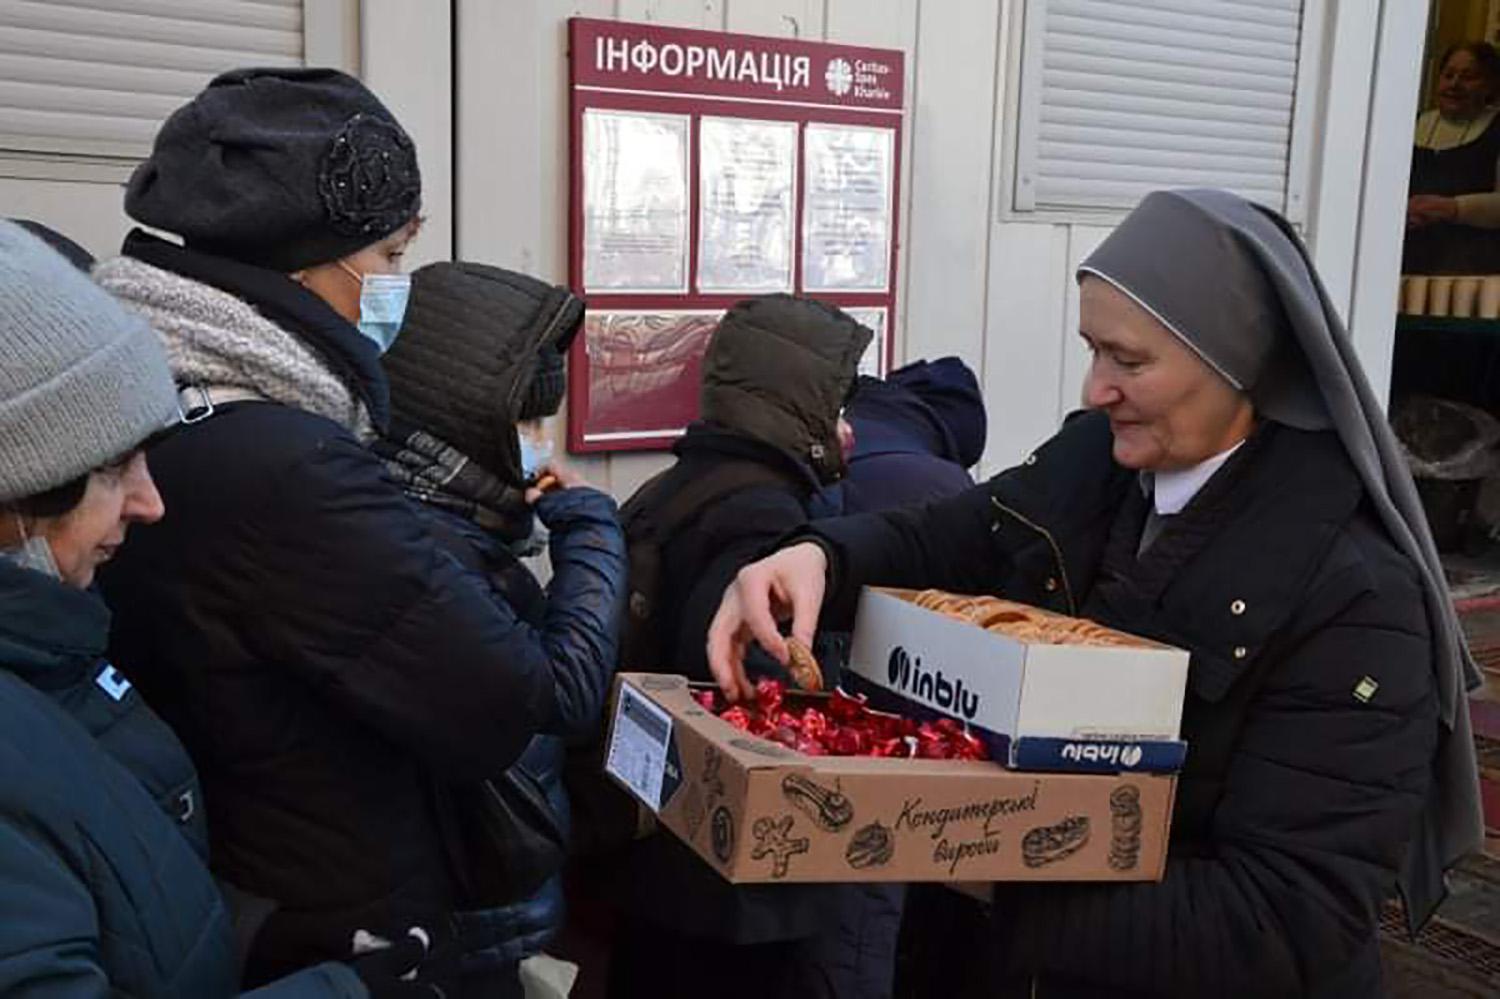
[517,421,554,481]
[339,262,411,353]
[518,433,554,481]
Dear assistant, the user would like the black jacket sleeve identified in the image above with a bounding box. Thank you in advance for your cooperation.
[803,482,1008,624]
[673,484,814,681]
[995,539,1438,997]
[245,434,559,781]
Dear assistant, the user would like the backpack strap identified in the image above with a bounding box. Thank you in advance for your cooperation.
[619,458,800,672]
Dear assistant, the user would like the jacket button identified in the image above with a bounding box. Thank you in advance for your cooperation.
[1044,577,1058,592]
[1230,599,1246,616]
[1025,453,1038,466]
[1232,646,1248,660]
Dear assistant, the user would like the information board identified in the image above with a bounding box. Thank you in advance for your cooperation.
[568,17,905,453]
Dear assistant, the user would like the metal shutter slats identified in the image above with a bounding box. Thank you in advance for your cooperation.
[0,0,303,158]
[1018,0,1306,214]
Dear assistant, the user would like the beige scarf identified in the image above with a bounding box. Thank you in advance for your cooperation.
[93,255,374,441]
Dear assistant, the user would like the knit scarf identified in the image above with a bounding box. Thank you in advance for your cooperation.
[92,255,374,441]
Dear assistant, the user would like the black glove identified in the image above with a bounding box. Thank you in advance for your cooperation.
[346,927,445,998]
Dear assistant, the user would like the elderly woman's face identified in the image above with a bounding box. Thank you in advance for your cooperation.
[25,452,164,588]
[1079,277,1254,471]
[1437,50,1495,119]
[293,216,422,324]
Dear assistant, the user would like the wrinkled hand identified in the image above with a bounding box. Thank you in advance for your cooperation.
[346,926,443,998]
[525,460,588,504]
[1408,194,1458,228]
[706,543,828,702]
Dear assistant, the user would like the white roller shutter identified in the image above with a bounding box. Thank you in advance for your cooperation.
[0,0,304,159]
[1014,0,1319,219]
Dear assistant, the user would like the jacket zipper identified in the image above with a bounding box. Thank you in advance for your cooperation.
[989,496,1077,615]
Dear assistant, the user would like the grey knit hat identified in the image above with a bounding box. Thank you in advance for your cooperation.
[0,221,179,502]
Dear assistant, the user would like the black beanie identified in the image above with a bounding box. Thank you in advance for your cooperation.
[126,67,421,272]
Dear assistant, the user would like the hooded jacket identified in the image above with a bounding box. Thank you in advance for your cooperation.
[379,261,626,971]
[700,294,871,486]
[814,358,984,516]
[93,232,580,985]
[609,297,869,962]
[0,560,364,997]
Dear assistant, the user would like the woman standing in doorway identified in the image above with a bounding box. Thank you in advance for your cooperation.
[1406,41,1500,273]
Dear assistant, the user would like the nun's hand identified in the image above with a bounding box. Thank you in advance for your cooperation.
[706,542,828,702]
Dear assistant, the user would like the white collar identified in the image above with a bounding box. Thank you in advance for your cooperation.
[1151,441,1244,515]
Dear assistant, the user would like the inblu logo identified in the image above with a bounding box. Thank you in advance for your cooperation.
[886,646,979,720]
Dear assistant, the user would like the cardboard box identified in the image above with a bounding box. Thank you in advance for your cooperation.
[605,673,1174,884]
[845,588,1190,773]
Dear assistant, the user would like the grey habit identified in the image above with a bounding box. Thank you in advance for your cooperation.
[1078,188,1484,931]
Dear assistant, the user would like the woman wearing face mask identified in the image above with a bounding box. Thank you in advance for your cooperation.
[375,261,626,995]
[92,68,593,995]
[1406,41,1500,273]
[707,190,1483,997]
[0,222,443,998]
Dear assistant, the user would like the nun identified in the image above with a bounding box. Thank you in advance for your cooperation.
[704,189,1484,997]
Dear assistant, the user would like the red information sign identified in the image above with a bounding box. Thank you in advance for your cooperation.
[567,17,905,453]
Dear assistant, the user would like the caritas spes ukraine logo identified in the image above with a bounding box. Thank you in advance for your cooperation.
[824,57,854,97]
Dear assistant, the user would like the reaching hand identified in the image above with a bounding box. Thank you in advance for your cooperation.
[525,460,588,504]
[706,542,829,701]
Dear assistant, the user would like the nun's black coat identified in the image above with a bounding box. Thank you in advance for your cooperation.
[808,411,1436,997]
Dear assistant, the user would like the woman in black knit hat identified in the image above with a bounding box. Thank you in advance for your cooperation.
[93,68,616,998]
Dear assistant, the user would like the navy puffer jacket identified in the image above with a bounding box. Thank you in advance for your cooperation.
[0,560,364,997]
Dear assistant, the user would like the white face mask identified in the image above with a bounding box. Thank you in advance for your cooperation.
[2,515,60,580]
[338,262,411,353]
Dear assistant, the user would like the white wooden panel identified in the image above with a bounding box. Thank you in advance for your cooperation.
[361,0,451,268]
[1305,0,1377,325]
[823,0,917,356]
[618,0,724,28]
[608,450,673,502]
[981,222,1070,473]
[457,0,624,494]
[0,174,129,259]
[303,0,359,73]
[900,0,1000,373]
[724,0,823,39]
[1058,224,1111,421]
[1345,0,1426,408]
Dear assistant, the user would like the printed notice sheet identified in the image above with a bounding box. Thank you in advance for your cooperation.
[583,109,691,293]
[802,123,895,292]
[846,306,888,377]
[697,116,797,293]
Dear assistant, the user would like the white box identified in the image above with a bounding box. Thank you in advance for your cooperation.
[845,589,1189,771]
